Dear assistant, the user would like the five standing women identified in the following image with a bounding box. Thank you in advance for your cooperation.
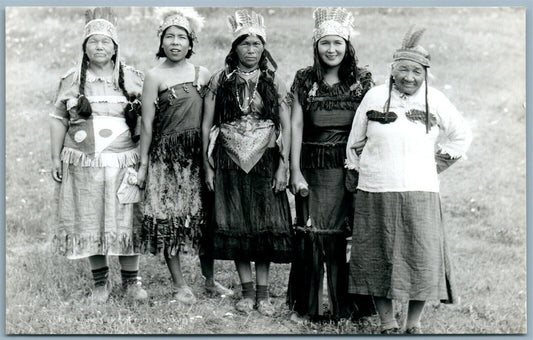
[51,6,471,332]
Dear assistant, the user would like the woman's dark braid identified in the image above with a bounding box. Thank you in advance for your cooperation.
[77,53,93,118]
[119,63,140,142]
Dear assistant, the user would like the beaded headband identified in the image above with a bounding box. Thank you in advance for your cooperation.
[84,19,118,43]
[227,10,266,42]
[313,7,354,42]
[157,8,204,41]
[79,8,120,87]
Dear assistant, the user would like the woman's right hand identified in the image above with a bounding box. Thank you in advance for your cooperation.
[136,164,147,189]
[205,165,215,192]
[290,170,308,197]
[51,158,63,183]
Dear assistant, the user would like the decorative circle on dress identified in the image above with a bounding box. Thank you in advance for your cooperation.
[99,129,113,138]
[74,130,87,143]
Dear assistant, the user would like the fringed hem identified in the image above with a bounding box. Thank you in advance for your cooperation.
[300,143,346,169]
[61,147,139,168]
[139,215,203,256]
[52,231,141,259]
[211,230,293,263]
[150,129,202,163]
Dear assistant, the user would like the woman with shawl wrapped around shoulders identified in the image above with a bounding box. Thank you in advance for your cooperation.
[202,10,293,316]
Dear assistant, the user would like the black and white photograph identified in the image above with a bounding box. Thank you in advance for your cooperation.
[4,4,526,335]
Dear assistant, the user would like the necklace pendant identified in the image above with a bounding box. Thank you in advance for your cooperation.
[183,84,189,93]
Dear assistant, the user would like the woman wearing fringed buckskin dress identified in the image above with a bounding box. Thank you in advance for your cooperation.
[287,7,375,322]
[202,10,293,316]
[136,8,233,305]
[346,26,472,334]
[50,7,147,303]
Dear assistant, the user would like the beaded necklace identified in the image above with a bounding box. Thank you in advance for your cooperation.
[236,69,260,113]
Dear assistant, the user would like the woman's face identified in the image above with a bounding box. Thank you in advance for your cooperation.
[85,34,116,65]
[391,60,426,95]
[317,35,346,68]
[161,26,190,62]
[235,35,264,69]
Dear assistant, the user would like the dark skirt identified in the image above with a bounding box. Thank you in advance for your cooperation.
[287,168,375,320]
[210,147,293,263]
[349,190,455,303]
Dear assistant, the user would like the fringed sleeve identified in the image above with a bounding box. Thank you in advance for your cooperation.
[204,69,224,100]
[290,67,314,108]
[123,64,144,98]
[51,68,77,127]
[433,89,472,159]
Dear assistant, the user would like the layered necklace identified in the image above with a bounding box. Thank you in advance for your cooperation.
[236,67,260,113]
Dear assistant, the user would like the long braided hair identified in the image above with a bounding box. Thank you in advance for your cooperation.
[77,40,140,142]
[385,62,430,133]
[214,34,280,126]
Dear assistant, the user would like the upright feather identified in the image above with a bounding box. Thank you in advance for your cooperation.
[402,25,426,49]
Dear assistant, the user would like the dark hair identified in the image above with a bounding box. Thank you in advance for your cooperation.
[291,38,373,113]
[312,38,359,85]
[214,34,279,126]
[78,39,140,142]
[224,34,277,72]
[156,26,194,59]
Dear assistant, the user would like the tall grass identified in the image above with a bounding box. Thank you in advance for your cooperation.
[5,7,526,334]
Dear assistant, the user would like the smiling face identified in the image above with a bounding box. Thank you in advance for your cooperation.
[84,34,116,65]
[317,35,346,68]
[161,26,190,62]
[391,60,426,95]
[235,35,264,70]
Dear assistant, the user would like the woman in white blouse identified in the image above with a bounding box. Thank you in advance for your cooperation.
[345,26,472,334]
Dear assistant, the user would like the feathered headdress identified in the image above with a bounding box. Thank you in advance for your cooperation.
[227,10,266,42]
[312,7,354,42]
[393,25,431,67]
[156,7,205,41]
[78,7,121,87]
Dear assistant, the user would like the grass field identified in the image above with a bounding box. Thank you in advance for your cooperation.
[5,6,526,334]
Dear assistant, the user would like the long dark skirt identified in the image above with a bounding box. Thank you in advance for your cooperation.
[210,147,293,263]
[349,190,455,303]
[287,168,375,320]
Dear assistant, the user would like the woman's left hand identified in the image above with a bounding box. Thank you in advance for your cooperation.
[272,165,288,193]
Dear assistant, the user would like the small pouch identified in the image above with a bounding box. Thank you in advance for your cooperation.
[117,168,141,204]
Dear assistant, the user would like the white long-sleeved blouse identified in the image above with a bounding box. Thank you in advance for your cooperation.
[345,82,472,193]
